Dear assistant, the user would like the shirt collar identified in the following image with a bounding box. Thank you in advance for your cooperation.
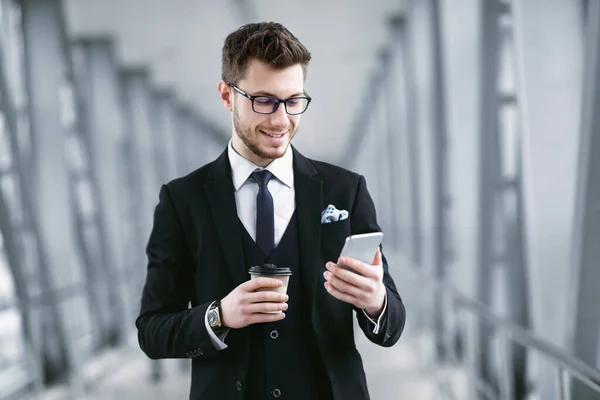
[228,139,294,191]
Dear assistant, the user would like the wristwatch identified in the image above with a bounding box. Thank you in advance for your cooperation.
[208,300,224,330]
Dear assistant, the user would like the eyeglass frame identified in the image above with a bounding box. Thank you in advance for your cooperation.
[227,82,312,115]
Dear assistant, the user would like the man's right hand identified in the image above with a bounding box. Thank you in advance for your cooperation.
[220,278,288,329]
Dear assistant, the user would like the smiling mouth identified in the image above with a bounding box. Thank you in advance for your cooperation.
[260,130,286,138]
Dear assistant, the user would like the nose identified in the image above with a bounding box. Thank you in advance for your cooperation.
[269,102,290,129]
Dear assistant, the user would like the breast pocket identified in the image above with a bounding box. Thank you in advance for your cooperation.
[320,219,351,263]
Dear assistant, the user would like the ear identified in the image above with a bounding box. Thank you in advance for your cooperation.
[217,80,233,112]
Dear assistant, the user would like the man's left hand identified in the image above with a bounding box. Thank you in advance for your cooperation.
[324,249,386,318]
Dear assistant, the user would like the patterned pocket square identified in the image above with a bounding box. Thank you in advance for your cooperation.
[321,204,349,224]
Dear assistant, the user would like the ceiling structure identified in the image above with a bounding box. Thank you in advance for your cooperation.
[64,0,404,163]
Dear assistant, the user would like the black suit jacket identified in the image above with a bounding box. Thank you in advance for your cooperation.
[136,146,406,400]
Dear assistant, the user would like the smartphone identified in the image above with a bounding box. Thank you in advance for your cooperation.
[339,232,384,274]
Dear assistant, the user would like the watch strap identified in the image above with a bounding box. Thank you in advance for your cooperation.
[215,300,224,326]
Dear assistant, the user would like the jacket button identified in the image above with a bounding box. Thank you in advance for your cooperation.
[271,388,281,398]
[236,381,243,391]
[269,330,279,339]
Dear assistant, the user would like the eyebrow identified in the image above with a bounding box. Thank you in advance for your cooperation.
[252,90,305,98]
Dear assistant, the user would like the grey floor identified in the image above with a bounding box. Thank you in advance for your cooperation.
[74,332,444,400]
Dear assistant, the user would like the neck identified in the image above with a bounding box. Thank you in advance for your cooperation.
[231,138,272,167]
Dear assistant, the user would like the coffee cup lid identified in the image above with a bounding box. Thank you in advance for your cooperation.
[248,264,292,276]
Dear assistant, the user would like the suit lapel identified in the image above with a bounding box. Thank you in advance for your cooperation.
[205,149,247,287]
[293,147,323,318]
[205,146,324,297]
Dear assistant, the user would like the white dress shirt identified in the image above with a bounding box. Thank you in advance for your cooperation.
[205,140,386,350]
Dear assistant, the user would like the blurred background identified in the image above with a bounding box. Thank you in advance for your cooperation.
[0,0,599,399]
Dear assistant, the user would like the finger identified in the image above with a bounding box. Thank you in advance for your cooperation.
[324,271,364,298]
[336,256,380,279]
[243,277,283,291]
[325,262,369,288]
[245,291,288,304]
[324,281,357,305]
[245,301,288,314]
[247,311,286,325]
[372,248,382,266]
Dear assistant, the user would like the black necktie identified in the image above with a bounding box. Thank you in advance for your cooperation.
[251,169,274,255]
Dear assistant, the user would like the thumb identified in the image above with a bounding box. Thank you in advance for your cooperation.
[371,248,382,266]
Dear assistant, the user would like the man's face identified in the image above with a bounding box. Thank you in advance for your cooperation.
[220,59,305,166]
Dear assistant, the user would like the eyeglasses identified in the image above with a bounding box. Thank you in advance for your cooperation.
[228,83,312,115]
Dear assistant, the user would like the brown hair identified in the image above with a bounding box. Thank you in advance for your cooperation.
[221,22,312,85]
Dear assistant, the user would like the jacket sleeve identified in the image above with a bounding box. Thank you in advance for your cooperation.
[135,184,219,361]
[351,175,406,347]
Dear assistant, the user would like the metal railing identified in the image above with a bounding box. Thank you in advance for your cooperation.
[399,261,600,400]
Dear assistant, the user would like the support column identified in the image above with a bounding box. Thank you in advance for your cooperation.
[375,50,394,241]
[71,38,130,335]
[430,0,454,363]
[476,0,505,395]
[0,1,39,394]
[379,47,400,248]
[392,13,423,267]
[511,0,584,398]
[569,1,600,398]
[119,68,159,252]
[21,0,84,393]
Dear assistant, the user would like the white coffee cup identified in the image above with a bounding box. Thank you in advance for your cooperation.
[248,264,292,313]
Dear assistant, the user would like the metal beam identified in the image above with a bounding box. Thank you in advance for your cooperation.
[511,0,584,398]
[71,38,129,344]
[375,48,396,244]
[430,0,454,363]
[20,0,84,393]
[473,1,532,395]
[119,68,159,248]
[0,167,36,396]
[494,5,533,398]
[375,44,400,248]
[392,13,423,267]
[569,1,600,398]
[118,68,155,310]
[0,5,36,389]
[476,0,504,394]
[339,66,387,170]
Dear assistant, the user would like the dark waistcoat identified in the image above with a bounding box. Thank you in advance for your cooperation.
[240,211,333,400]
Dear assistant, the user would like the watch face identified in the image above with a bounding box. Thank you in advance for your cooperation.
[208,309,218,326]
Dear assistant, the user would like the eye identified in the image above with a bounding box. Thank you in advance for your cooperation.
[255,97,276,106]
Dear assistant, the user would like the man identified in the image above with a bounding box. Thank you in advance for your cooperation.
[136,22,406,400]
